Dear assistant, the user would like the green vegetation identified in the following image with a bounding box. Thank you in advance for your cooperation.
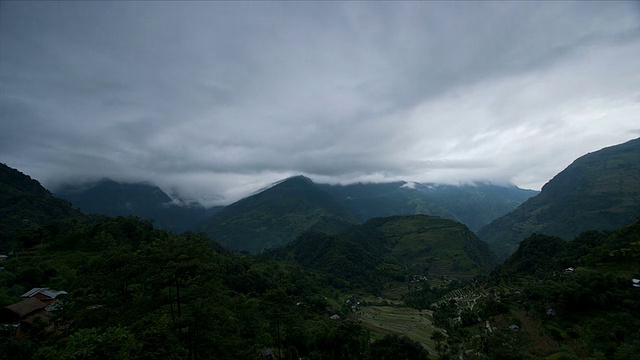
[269,215,496,295]
[0,214,391,360]
[429,222,640,359]
[1,165,445,360]
[371,215,496,278]
[319,181,537,232]
[359,306,436,353]
[199,176,356,253]
[0,163,85,252]
[2,135,639,360]
[55,179,223,234]
[479,137,640,260]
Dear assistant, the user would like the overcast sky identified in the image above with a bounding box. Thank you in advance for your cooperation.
[1,1,639,206]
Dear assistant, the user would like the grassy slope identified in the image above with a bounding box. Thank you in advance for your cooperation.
[370,215,497,279]
[359,306,437,355]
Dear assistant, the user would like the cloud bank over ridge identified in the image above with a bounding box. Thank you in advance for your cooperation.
[1,2,638,205]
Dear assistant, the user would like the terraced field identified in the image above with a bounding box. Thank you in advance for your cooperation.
[358,305,439,355]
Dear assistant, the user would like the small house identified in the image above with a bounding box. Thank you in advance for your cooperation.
[564,267,574,275]
[260,349,274,359]
[329,314,341,320]
[546,308,557,317]
[0,298,48,324]
[632,279,640,288]
[21,288,68,304]
[0,255,8,261]
[509,324,519,331]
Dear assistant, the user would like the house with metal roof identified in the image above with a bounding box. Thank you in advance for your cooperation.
[21,288,68,304]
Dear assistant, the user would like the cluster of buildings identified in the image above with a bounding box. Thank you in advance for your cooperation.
[0,287,67,334]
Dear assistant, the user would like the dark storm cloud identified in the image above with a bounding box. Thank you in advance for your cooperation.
[1,1,638,205]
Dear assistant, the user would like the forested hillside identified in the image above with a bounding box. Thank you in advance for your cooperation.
[0,163,84,252]
[55,179,222,233]
[199,176,357,253]
[469,222,639,359]
[0,164,499,359]
[479,138,640,259]
[54,176,537,246]
[1,167,431,359]
[320,182,537,232]
[270,215,496,293]
[2,155,639,360]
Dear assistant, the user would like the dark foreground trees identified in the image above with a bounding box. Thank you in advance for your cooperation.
[0,216,427,360]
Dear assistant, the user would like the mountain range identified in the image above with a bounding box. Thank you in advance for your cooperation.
[1,138,639,359]
[318,181,537,231]
[15,137,639,258]
[199,176,538,253]
[55,176,537,253]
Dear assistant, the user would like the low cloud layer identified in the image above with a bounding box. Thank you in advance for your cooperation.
[1,2,638,206]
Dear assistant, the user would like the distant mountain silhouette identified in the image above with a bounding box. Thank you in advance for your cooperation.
[478,138,640,260]
[56,179,222,233]
[318,181,537,231]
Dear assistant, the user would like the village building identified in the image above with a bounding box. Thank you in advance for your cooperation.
[0,287,68,335]
[21,288,68,304]
[0,297,48,325]
[260,349,275,359]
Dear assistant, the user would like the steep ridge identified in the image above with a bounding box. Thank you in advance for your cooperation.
[55,180,222,233]
[479,138,640,260]
[199,176,357,253]
[317,182,457,224]
[0,163,84,251]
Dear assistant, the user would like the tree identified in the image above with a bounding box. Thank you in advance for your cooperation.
[48,327,141,360]
[430,331,447,357]
[369,334,429,360]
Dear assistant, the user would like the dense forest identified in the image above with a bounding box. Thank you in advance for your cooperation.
[1,215,432,360]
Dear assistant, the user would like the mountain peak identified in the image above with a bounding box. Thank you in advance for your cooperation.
[278,175,314,186]
[199,175,355,253]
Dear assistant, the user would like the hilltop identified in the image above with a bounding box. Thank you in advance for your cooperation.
[271,215,497,291]
[199,176,357,253]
